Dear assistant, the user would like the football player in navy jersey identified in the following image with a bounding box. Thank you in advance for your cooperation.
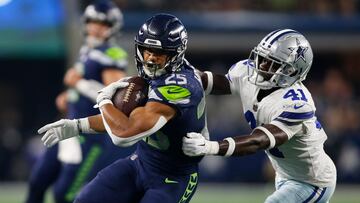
[25,2,128,203]
[37,13,207,203]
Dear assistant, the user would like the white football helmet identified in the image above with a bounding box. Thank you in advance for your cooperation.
[247,29,313,89]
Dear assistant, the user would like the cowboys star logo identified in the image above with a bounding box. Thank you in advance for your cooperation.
[288,38,308,62]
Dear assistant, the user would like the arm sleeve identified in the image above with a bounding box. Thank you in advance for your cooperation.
[225,60,250,95]
[270,102,314,139]
[88,47,128,71]
[100,109,168,147]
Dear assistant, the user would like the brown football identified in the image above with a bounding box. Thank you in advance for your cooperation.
[111,76,148,116]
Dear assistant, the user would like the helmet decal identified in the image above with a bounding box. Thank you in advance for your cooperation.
[292,38,309,63]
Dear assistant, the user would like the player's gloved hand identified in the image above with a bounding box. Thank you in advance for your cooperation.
[38,119,79,147]
[96,80,129,107]
[182,132,219,156]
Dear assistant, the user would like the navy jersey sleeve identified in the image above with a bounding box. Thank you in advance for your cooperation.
[147,73,203,115]
[88,46,128,72]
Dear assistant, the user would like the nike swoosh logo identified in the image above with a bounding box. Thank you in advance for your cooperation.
[164,178,178,184]
[294,104,305,109]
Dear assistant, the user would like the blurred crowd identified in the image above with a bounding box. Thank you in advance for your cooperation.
[109,0,359,16]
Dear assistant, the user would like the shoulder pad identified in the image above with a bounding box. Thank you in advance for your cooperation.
[105,47,127,60]
[241,59,254,67]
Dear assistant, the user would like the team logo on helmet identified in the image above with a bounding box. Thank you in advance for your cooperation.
[289,38,309,63]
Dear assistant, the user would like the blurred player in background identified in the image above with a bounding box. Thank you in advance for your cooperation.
[37,13,207,203]
[25,1,128,203]
[183,29,336,203]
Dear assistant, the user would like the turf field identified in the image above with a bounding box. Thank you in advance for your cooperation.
[1,183,359,203]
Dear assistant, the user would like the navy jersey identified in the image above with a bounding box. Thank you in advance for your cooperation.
[67,42,127,119]
[137,61,206,174]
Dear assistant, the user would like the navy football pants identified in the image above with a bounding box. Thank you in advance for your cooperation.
[75,154,199,203]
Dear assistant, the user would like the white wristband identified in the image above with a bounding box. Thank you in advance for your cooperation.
[77,118,97,134]
[255,126,276,149]
[75,79,104,102]
[98,99,113,108]
[224,137,236,157]
[207,141,220,155]
[204,71,213,95]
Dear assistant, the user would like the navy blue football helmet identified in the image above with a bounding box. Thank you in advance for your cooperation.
[83,1,123,37]
[135,13,188,79]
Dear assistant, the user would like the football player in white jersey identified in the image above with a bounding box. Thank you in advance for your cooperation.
[183,29,336,203]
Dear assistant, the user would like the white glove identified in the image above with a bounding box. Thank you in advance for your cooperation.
[38,119,79,147]
[182,132,219,156]
[96,80,129,107]
[118,76,131,82]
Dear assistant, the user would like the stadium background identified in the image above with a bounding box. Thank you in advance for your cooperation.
[0,0,360,202]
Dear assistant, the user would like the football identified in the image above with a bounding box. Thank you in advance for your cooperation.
[112,76,148,116]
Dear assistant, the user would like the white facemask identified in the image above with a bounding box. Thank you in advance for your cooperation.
[143,61,167,78]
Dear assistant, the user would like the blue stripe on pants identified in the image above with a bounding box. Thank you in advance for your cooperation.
[302,186,319,203]
[314,187,327,203]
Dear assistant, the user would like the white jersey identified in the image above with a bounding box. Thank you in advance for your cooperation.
[226,60,336,187]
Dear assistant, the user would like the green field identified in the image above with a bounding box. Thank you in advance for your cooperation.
[1,183,359,203]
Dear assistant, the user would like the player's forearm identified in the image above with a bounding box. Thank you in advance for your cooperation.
[215,124,288,157]
[200,71,231,95]
[75,115,105,134]
[87,114,106,133]
[217,134,269,156]
[100,104,130,136]
[100,105,169,147]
